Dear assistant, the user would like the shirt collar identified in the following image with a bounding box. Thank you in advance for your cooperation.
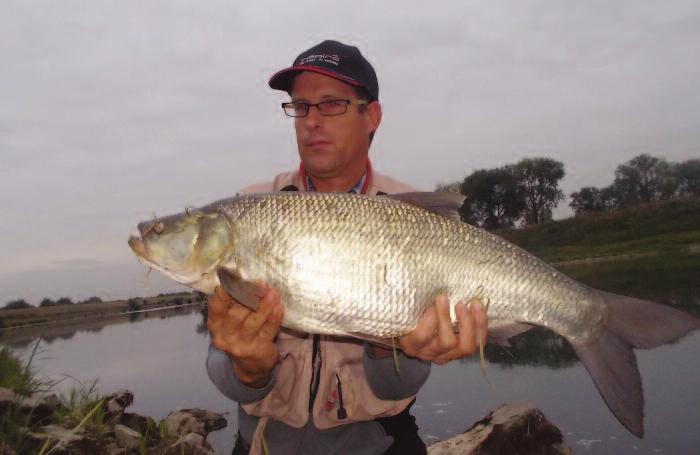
[306,173,366,194]
[300,160,372,194]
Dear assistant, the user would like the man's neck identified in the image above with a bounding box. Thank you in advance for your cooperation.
[308,173,361,193]
[304,161,369,193]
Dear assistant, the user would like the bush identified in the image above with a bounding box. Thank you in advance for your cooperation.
[3,299,31,310]
[80,296,102,304]
[39,298,56,307]
[56,297,74,306]
[126,298,141,312]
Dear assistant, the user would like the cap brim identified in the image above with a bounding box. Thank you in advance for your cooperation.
[268,65,363,93]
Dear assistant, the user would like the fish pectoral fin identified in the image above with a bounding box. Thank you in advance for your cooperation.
[216,267,266,311]
[386,192,464,222]
[487,322,534,347]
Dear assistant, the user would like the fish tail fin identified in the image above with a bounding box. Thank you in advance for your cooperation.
[570,291,700,438]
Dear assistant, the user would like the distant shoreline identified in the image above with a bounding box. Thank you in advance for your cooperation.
[0,292,203,330]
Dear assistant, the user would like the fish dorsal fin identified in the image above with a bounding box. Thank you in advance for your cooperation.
[386,192,465,222]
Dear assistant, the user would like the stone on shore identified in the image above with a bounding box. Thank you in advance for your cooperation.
[1,386,226,455]
[114,423,141,450]
[105,390,134,414]
[427,404,572,455]
[165,408,228,437]
[0,387,62,425]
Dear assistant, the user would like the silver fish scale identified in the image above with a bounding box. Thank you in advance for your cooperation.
[216,192,606,341]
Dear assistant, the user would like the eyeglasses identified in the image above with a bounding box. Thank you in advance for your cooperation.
[281,99,368,117]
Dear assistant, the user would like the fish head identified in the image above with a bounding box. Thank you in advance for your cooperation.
[128,208,231,292]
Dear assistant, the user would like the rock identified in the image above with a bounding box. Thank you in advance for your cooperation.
[0,387,62,425]
[120,412,158,437]
[114,423,141,449]
[0,439,18,455]
[103,440,127,455]
[1,386,224,455]
[24,424,101,454]
[163,408,227,437]
[105,390,134,414]
[427,404,572,455]
[163,432,215,455]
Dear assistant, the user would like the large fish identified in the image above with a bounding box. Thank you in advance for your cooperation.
[128,191,699,437]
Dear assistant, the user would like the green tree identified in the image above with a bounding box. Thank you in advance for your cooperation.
[460,167,524,229]
[676,158,700,197]
[611,154,678,207]
[3,299,31,310]
[435,181,462,193]
[39,298,56,307]
[126,298,141,312]
[511,158,565,225]
[56,297,74,306]
[569,186,615,215]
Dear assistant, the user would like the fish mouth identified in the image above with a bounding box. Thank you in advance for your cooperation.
[128,236,148,259]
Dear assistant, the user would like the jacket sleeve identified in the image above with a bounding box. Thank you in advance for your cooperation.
[362,344,431,400]
[206,344,277,404]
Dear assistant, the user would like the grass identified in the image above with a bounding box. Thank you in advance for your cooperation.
[498,198,700,262]
[496,198,700,319]
[49,378,108,438]
[1,340,49,452]
[0,341,108,454]
[556,251,700,316]
[0,347,31,393]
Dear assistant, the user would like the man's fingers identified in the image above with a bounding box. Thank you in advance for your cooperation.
[258,299,285,341]
[434,295,458,352]
[400,303,438,354]
[455,301,477,355]
[469,298,488,345]
[208,287,233,318]
[238,287,279,339]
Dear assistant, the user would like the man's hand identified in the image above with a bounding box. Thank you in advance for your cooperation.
[397,295,488,364]
[207,285,285,388]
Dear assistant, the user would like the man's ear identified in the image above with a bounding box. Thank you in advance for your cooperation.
[366,101,382,135]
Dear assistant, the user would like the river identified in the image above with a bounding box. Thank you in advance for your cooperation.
[1,302,699,454]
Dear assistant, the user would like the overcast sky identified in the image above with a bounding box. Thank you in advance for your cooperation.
[1,1,699,304]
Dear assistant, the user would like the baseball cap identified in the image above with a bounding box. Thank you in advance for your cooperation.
[269,40,379,101]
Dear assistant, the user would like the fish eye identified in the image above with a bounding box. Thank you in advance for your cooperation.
[154,222,165,235]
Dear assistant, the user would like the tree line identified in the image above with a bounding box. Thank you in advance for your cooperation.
[2,296,102,310]
[569,155,699,215]
[2,292,207,310]
[437,154,699,229]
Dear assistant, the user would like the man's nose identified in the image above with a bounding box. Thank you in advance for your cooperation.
[301,105,323,127]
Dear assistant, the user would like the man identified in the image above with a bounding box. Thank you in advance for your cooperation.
[206,40,488,455]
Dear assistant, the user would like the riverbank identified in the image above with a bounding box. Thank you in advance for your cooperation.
[498,198,700,312]
[0,292,203,330]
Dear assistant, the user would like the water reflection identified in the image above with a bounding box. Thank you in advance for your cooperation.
[0,304,203,348]
[485,327,578,369]
[1,283,698,454]
[196,306,209,336]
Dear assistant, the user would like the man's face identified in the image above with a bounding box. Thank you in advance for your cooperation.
[290,71,381,180]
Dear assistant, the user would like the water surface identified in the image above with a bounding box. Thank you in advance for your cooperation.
[2,304,699,454]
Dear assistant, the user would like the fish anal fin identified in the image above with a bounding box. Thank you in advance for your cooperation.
[387,192,464,222]
[487,321,534,347]
[216,267,267,311]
